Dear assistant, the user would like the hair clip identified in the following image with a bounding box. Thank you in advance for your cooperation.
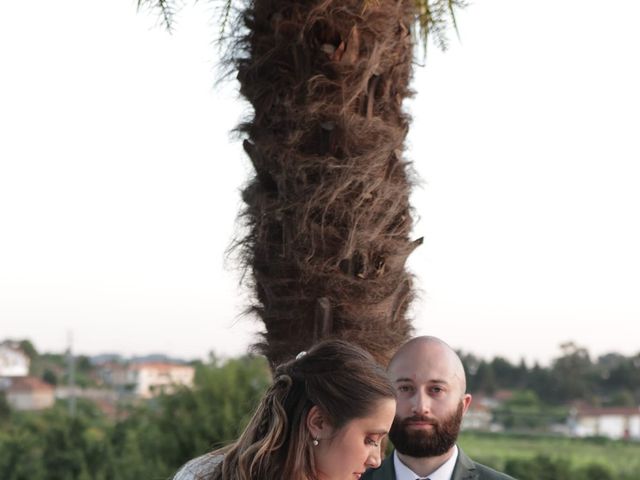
[296,351,308,360]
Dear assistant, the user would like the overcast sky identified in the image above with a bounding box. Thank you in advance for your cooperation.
[1,0,639,365]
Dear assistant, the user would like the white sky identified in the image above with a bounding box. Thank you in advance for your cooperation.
[1,0,639,366]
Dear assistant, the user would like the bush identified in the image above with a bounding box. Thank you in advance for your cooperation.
[577,463,614,480]
[504,455,571,480]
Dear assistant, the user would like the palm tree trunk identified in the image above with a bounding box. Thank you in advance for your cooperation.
[232,0,422,368]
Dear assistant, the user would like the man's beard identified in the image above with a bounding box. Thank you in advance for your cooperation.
[388,402,464,458]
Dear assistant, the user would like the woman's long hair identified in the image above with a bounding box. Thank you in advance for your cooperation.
[209,339,395,480]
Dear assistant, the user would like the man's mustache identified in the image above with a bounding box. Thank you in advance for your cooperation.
[400,415,439,425]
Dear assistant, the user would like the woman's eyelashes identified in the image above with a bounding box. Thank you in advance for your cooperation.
[365,435,382,447]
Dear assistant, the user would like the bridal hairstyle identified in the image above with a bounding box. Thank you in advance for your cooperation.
[208,339,395,480]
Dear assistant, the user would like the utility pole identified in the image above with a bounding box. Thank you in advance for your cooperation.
[67,331,76,417]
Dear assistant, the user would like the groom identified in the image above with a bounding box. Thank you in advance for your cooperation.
[363,336,515,480]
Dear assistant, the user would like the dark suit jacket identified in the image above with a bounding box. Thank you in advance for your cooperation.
[361,447,516,480]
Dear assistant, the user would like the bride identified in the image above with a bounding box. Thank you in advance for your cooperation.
[173,339,396,480]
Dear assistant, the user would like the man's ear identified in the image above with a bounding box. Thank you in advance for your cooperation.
[461,393,473,415]
[306,405,331,440]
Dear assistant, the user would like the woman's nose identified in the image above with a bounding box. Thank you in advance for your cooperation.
[365,446,382,469]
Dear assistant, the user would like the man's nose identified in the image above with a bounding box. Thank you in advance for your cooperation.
[412,390,431,415]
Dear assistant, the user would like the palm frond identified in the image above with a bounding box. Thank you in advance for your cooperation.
[218,0,233,39]
[448,0,463,40]
[139,0,467,52]
[137,0,180,32]
[413,0,468,51]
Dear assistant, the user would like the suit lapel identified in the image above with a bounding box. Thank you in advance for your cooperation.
[451,448,478,480]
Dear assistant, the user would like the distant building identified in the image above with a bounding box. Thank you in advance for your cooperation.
[569,406,640,440]
[55,386,121,419]
[6,376,55,411]
[493,389,515,403]
[97,362,127,388]
[462,401,493,430]
[101,362,195,398]
[0,341,30,377]
[462,394,504,432]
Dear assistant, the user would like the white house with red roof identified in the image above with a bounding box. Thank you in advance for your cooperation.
[102,362,195,398]
[462,394,496,431]
[6,376,55,411]
[569,405,640,440]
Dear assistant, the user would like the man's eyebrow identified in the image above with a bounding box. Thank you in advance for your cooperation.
[428,379,450,385]
[394,377,414,383]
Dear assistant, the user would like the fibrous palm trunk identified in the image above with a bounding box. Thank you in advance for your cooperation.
[232,0,422,368]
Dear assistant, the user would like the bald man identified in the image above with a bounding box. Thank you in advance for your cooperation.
[363,336,515,480]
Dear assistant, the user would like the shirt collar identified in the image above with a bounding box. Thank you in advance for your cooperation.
[393,445,459,480]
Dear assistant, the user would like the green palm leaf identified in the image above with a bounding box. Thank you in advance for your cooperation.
[137,0,466,50]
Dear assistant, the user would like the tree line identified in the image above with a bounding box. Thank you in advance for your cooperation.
[460,341,640,406]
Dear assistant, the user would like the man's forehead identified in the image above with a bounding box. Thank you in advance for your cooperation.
[389,362,455,383]
[388,345,462,385]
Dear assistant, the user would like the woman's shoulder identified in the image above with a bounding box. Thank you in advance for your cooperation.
[173,452,224,480]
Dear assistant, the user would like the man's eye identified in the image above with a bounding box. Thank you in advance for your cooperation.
[398,385,412,393]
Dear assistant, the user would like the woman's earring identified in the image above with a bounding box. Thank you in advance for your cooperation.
[312,437,319,446]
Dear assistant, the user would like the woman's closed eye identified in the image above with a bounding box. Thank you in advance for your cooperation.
[365,437,379,447]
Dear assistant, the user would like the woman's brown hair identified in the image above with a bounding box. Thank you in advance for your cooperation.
[208,339,395,480]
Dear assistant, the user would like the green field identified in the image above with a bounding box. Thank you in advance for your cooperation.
[458,432,640,479]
